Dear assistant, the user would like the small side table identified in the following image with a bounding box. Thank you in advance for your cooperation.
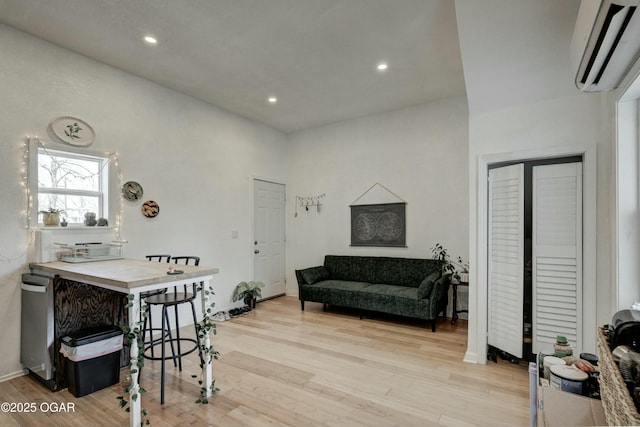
[451,281,468,324]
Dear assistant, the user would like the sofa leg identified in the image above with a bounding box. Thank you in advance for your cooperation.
[301,301,305,311]
[431,319,436,332]
[323,303,327,311]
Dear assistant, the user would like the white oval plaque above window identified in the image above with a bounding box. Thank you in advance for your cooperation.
[49,116,95,147]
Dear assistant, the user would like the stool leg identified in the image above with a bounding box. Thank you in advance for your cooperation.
[160,306,167,405]
[164,309,178,368]
[190,300,204,367]
[174,304,183,371]
[139,313,147,382]
[147,308,155,358]
[141,311,148,352]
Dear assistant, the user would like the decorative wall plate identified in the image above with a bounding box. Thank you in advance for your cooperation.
[121,181,143,201]
[141,200,160,218]
[49,116,95,147]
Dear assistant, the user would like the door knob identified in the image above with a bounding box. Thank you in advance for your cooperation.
[254,249,260,254]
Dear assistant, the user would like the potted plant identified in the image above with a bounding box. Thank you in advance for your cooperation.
[232,281,265,309]
[39,208,64,226]
[431,243,469,283]
[457,256,470,283]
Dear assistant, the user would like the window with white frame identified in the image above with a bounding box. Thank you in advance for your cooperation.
[32,143,111,226]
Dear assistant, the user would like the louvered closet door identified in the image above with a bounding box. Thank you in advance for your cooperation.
[532,163,582,353]
[488,164,524,358]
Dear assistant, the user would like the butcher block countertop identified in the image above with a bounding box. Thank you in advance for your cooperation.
[30,258,219,292]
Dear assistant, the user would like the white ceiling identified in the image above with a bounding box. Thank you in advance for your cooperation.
[0,0,466,133]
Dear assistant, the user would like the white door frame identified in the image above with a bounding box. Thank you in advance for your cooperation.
[251,176,286,298]
[466,144,597,364]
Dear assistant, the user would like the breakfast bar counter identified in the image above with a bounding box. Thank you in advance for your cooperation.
[29,258,219,427]
[29,258,219,292]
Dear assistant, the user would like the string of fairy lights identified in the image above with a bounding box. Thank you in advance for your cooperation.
[0,136,125,263]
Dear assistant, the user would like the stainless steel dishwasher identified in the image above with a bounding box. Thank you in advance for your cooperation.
[21,272,57,390]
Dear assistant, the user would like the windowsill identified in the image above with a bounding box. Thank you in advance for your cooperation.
[30,226,116,231]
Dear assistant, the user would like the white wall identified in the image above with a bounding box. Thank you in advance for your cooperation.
[464,95,608,363]
[614,96,640,310]
[285,97,469,301]
[455,0,613,363]
[611,59,640,312]
[0,24,287,379]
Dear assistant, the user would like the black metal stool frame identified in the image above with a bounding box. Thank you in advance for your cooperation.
[142,255,173,361]
[142,256,204,404]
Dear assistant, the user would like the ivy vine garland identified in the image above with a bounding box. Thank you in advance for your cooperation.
[117,286,219,425]
[194,282,220,403]
[118,295,150,426]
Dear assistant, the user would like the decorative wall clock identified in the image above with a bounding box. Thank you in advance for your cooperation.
[49,116,95,147]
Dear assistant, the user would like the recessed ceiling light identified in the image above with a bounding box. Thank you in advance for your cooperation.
[377,62,388,71]
[143,35,158,45]
[268,96,278,104]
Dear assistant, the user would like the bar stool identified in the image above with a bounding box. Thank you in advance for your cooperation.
[142,256,203,404]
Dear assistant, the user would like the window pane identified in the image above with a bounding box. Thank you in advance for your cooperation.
[38,193,100,224]
[38,151,100,191]
[32,145,110,228]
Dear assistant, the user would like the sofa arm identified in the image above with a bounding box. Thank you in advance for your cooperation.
[295,269,308,286]
[428,273,452,317]
[295,265,330,286]
[418,271,441,299]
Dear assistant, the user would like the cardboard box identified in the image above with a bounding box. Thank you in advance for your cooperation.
[539,387,606,427]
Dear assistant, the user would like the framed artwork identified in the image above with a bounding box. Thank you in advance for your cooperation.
[350,202,406,247]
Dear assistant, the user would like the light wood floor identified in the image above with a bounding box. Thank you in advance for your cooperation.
[0,296,529,427]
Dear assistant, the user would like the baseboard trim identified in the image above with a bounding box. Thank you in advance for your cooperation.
[463,350,479,364]
[258,293,286,303]
[0,369,26,383]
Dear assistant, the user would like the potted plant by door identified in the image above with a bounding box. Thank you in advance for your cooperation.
[232,281,265,309]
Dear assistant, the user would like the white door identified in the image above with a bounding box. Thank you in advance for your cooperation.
[253,179,286,299]
[488,164,525,358]
[532,163,582,353]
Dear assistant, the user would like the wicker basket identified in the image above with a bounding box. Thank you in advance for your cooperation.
[597,326,640,426]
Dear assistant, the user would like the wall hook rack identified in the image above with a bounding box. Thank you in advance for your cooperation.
[295,194,325,217]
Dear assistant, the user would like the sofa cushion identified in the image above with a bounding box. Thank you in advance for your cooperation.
[313,280,371,291]
[417,271,441,299]
[300,266,331,285]
[357,284,431,319]
[358,284,419,299]
[324,256,377,283]
[310,280,372,307]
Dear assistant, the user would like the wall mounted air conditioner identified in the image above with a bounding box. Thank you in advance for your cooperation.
[571,0,640,92]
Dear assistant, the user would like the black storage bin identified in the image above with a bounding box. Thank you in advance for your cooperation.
[61,325,123,397]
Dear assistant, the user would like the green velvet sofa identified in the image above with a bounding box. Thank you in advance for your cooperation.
[295,255,451,332]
